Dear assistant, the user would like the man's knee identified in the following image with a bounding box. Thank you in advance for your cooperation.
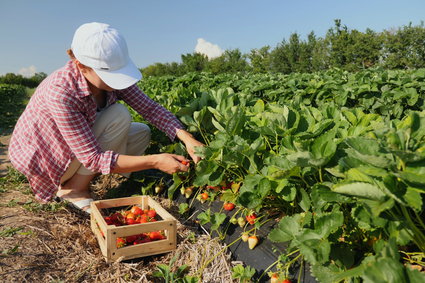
[109,103,132,127]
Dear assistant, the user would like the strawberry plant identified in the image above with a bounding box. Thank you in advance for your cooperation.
[133,69,425,282]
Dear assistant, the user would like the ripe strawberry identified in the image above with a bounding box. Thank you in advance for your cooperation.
[181,160,189,166]
[223,202,235,211]
[138,214,149,223]
[130,206,143,216]
[126,218,137,225]
[148,231,165,241]
[104,216,113,225]
[246,213,257,225]
[134,237,151,244]
[126,212,136,220]
[126,235,139,244]
[248,235,259,249]
[237,217,246,227]
[201,192,209,200]
[282,279,292,283]
[241,233,249,242]
[110,212,125,226]
[147,209,156,218]
[116,237,126,248]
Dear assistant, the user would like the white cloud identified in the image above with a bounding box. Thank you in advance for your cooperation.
[18,65,37,77]
[195,38,224,59]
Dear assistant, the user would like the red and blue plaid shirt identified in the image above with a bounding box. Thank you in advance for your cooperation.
[9,60,184,202]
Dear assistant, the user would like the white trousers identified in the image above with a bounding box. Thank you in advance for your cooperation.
[60,103,151,184]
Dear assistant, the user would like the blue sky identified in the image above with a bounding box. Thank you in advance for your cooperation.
[1,0,424,76]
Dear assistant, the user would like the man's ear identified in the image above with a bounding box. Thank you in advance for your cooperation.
[75,60,89,73]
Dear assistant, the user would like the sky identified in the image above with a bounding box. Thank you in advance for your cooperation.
[1,0,424,77]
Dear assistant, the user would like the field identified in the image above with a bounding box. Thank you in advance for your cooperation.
[1,68,425,282]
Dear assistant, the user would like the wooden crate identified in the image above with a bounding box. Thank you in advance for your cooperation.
[90,196,177,262]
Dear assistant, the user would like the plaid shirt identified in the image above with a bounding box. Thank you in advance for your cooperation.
[9,60,184,202]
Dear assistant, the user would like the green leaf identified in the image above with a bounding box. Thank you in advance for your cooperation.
[314,211,344,238]
[404,187,423,212]
[362,257,407,283]
[167,174,183,199]
[297,231,331,264]
[332,182,386,200]
[269,214,303,243]
[238,175,271,209]
[210,212,227,231]
[197,209,211,225]
[299,188,311,212]
[397,171,425,190]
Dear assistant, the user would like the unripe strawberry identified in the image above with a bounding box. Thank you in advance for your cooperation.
[184,187,193,198]
[155,185,163,194]
[241,233,249,242]
[230,217,238,224]
[248,235,259,249]
[237,217,246,227]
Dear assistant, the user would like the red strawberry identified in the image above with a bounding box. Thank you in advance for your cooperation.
[223,202,235,211]
[201,192,209,200]
[116,237,126,248]
[138,214,149,223]
[246,213,257,225]
[248,235,259,249]
[130,206,143,216]
[104,216,113,225]
[110,212,125,226]
[148,231,165,241]
[181,160,189,166]
[134,237,152,245]
[147,209,156,218]
[126,235,139,244]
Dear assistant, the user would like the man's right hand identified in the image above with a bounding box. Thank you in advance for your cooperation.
[152,153,190,174]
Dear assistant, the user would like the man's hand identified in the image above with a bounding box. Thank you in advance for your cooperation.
[152,153,190,174]
[176,129,205,163]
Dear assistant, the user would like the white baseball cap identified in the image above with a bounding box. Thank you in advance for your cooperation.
[71,22,142,90]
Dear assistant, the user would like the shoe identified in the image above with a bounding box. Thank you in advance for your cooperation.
[54,196,93,218]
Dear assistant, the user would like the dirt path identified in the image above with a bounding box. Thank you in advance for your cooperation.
[0,135,11,177]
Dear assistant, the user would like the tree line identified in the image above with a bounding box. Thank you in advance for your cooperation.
[142,20,425,77]
[0,72,47,88]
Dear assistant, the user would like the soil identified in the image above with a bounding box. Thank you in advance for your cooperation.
[0,134,239,283]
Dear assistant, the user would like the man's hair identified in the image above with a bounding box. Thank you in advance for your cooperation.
[67,49,76,60]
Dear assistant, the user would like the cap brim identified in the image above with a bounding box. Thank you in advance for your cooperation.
[93,59,142,90]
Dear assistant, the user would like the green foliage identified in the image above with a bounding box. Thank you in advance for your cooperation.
[135,68,425,282]
[152,253,199,283]
[0,84,29,132]
[231,264,256,283]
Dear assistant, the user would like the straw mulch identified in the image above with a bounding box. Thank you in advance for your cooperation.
[0,174,240,282]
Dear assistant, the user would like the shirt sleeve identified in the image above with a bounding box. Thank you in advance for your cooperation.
[47,85,118,174]
[118,84,184,140]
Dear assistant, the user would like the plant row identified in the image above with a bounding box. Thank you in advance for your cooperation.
[132,70,425,282]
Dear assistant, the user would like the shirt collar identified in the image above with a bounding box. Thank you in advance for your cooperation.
[67,60,92,98]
